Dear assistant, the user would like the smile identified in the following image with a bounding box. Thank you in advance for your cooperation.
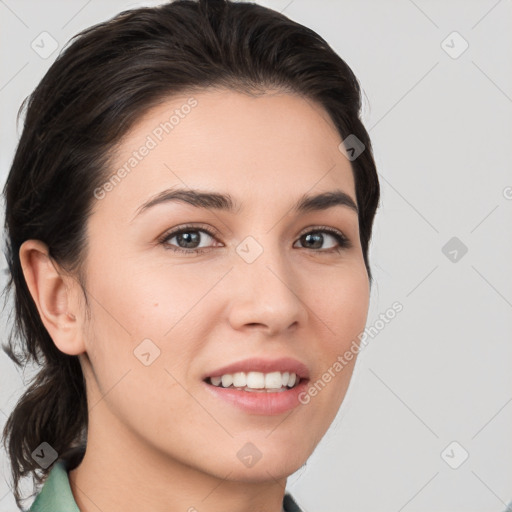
[207,371,299,391]
[202,358,310,415]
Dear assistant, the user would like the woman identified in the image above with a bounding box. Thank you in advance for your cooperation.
[2,0,380,510]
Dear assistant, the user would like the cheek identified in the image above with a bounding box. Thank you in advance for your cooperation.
[81,254,228,391]
[85,254,215,338]
[332,278,370,346]
[80,258,201,432]
[299,261,369,420]
[303,260,370,348]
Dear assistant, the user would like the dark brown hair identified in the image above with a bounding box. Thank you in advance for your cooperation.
[2,0,380,507]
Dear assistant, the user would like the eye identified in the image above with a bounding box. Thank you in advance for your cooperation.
[159,224,220,254]
[159,224,351,255]
[294,227,351,252]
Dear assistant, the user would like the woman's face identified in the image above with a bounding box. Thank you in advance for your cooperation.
[80,89,369,480]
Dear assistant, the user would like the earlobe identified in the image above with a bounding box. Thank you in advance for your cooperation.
[19,239,85,356]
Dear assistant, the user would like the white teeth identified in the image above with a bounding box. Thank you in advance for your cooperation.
[221,374,233,388]
[247,372,265,389]
[210,376,222,386]
[209,371,299,390]
[233,372,246,387]
[265,371,282,389]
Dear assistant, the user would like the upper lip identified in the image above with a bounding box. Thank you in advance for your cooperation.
[204,357,310,380]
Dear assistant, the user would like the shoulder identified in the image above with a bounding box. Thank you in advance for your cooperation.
[29,459,80,512]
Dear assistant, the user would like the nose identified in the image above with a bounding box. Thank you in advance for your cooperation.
[227,239,308,336]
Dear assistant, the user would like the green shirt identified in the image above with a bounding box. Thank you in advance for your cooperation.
[29,460,303,512]
[29,461,80,512]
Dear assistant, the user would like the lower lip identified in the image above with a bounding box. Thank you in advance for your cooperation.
[203,379,309,415]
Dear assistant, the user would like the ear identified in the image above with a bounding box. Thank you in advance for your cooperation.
[19,239,85,356]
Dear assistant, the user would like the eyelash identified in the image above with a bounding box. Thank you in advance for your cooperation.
[158,223,351,255]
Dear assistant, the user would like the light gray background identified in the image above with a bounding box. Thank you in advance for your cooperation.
[1,1,511,511]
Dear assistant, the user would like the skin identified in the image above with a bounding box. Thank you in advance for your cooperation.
[20,89,370,512]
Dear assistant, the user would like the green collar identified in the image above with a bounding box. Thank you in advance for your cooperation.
[29,461,80,512]
[29,461,302,512]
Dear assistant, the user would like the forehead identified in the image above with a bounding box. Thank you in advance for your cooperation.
[95,88,356,219]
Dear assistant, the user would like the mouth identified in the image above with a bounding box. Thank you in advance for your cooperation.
[204,370,303,392]
[202,357,310,415]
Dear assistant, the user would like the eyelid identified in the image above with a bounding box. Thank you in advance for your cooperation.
[158,223,221,243]
[297,224,348,239]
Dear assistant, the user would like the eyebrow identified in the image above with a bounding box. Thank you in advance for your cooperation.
[133,187,358,219]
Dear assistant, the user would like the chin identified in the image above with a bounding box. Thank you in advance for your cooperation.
[223,457,306,483]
